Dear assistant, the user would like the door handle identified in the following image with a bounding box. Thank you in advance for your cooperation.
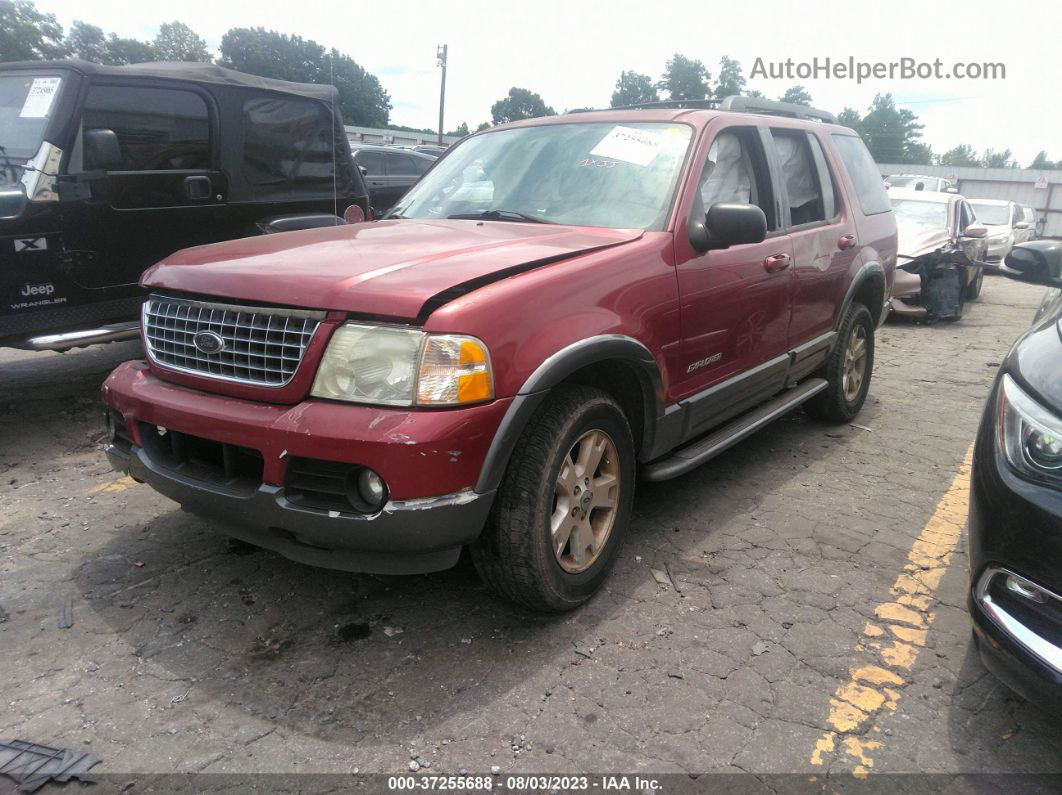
[763,253,791,273]
[838,234,857,250]
[183,175,211,201]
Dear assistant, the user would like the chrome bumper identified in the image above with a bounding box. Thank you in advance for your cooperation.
[26,321,140,351]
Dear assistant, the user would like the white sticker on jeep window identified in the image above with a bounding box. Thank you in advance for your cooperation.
[20,77,61,118]
[589,126,664,167]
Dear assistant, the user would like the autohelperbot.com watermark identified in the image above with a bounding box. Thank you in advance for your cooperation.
[751,56,1006,83]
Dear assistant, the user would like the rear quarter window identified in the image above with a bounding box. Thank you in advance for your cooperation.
[831,135,891,216]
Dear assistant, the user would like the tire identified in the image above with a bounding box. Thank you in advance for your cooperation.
[966,267,984,300]
[470,385,636,612]
[805,302,875,423]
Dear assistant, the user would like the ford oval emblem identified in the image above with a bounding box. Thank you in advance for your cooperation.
[193,330,225,355]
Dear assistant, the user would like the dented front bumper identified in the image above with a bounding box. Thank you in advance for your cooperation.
[101,360,504,574]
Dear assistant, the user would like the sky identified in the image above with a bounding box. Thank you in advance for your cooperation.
[35,0,1062,165]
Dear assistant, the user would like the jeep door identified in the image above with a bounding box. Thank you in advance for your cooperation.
[672,124,794,437]
[58,81,229,290]
[768,127,859,353]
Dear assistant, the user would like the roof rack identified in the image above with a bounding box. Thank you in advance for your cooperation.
[585,95,837,124]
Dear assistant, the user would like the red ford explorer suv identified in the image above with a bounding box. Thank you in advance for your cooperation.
[102,97,896,611]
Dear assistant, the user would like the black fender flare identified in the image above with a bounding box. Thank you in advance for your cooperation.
[837,261,887,330]
[474,335,666,493]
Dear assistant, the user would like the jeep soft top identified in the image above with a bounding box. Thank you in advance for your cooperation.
[0,59,368,351]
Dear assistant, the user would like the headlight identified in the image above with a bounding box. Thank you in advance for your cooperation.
[311,323,492,407]
[998,374,1062,485]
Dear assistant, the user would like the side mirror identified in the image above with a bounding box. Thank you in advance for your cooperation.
[962,223,988,239]
[359,165,369,177]
[1003,241,1062,286]
[689,202,768,252]
[83,128,123,171]
[1014,221,1030,230]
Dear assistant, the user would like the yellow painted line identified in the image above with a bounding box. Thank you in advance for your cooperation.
[85,476,138,495]
[808,444,973,777]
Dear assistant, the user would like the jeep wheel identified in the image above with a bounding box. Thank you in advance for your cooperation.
[966,267,984,300]
[470,386,635,612]
[805,302,875,423]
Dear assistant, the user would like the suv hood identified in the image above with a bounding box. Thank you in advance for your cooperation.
[143,220,643,320]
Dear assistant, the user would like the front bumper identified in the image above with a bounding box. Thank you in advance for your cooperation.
[968,392,1062,713]
[102,361,508,574]
[985,239,1012,263]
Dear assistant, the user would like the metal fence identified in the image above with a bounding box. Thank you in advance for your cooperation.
[877,163,1062,239]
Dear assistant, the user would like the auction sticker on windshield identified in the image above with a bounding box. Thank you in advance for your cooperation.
[20,77,61,119]
[589,125,664,167]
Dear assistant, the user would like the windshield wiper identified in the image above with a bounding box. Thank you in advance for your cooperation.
[447,209,554,224]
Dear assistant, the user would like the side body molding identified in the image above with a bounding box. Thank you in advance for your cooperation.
[474,335,666,494]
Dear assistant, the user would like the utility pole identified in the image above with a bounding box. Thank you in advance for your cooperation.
[437,44,447,146]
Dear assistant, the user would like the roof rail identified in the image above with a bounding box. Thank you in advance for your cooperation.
[570,95,838,123]
[717,95,837,123]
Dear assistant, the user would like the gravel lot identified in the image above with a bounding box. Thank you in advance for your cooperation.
[2,275,1061,784]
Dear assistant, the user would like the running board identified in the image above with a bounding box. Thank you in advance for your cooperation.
[642,378,828,482]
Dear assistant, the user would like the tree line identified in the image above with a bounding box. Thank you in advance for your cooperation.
[2,4,1056,169]
[0,0,392,126]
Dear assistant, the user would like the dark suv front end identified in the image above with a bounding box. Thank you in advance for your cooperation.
[968,258,1062,714]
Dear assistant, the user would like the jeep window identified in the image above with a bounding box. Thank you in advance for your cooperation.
[832,135,891,215]
[389,122,693,231]
[771,130,828,226]
[969,201,1010,226]
[806,134,838,220]
[242,97,336,192]
[891,197,948,234]
[695,128,776,230]
[80,85,209,171]
[0,73,64,183]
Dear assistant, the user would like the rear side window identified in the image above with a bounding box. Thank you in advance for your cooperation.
[831,135,891,216]
[771,130,830,226]
[242,96,335,189]
[81,84,210,171]
[696,127,776,230]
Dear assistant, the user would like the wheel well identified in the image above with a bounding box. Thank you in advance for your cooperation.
[560,360,652,459]
[851,273,885,317]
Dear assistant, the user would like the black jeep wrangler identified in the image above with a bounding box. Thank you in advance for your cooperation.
[0,59,369,351]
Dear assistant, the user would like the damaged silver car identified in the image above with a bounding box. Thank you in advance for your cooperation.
[889,189,988,321]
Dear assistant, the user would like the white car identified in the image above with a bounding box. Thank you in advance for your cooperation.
[886,174,956,193]
[968,199,1030,262]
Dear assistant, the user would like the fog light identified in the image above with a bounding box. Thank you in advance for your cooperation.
[357,468,387,508]
[1006,575,1047,604]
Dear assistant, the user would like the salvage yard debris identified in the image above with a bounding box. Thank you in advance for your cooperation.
[0,739,101,793]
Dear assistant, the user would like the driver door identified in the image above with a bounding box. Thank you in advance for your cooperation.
[59,82,228,290]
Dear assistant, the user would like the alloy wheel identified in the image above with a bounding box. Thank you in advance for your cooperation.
[551,429,621,573]
[842,324,868,403]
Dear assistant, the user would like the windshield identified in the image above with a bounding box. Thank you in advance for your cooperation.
[891,198,948,234]
[390,121,694,230]
[0,73,64,184]
[970,202,1010,226]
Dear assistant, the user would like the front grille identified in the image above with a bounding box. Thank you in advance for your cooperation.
[143,295,325,387]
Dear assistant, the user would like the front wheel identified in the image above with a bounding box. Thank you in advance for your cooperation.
[966,266,984,300]
[470,386,635,612]
[805,302,875,423]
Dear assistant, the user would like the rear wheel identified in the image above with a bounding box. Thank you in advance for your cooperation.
[805,302,875,423]
[470,386,635,612]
